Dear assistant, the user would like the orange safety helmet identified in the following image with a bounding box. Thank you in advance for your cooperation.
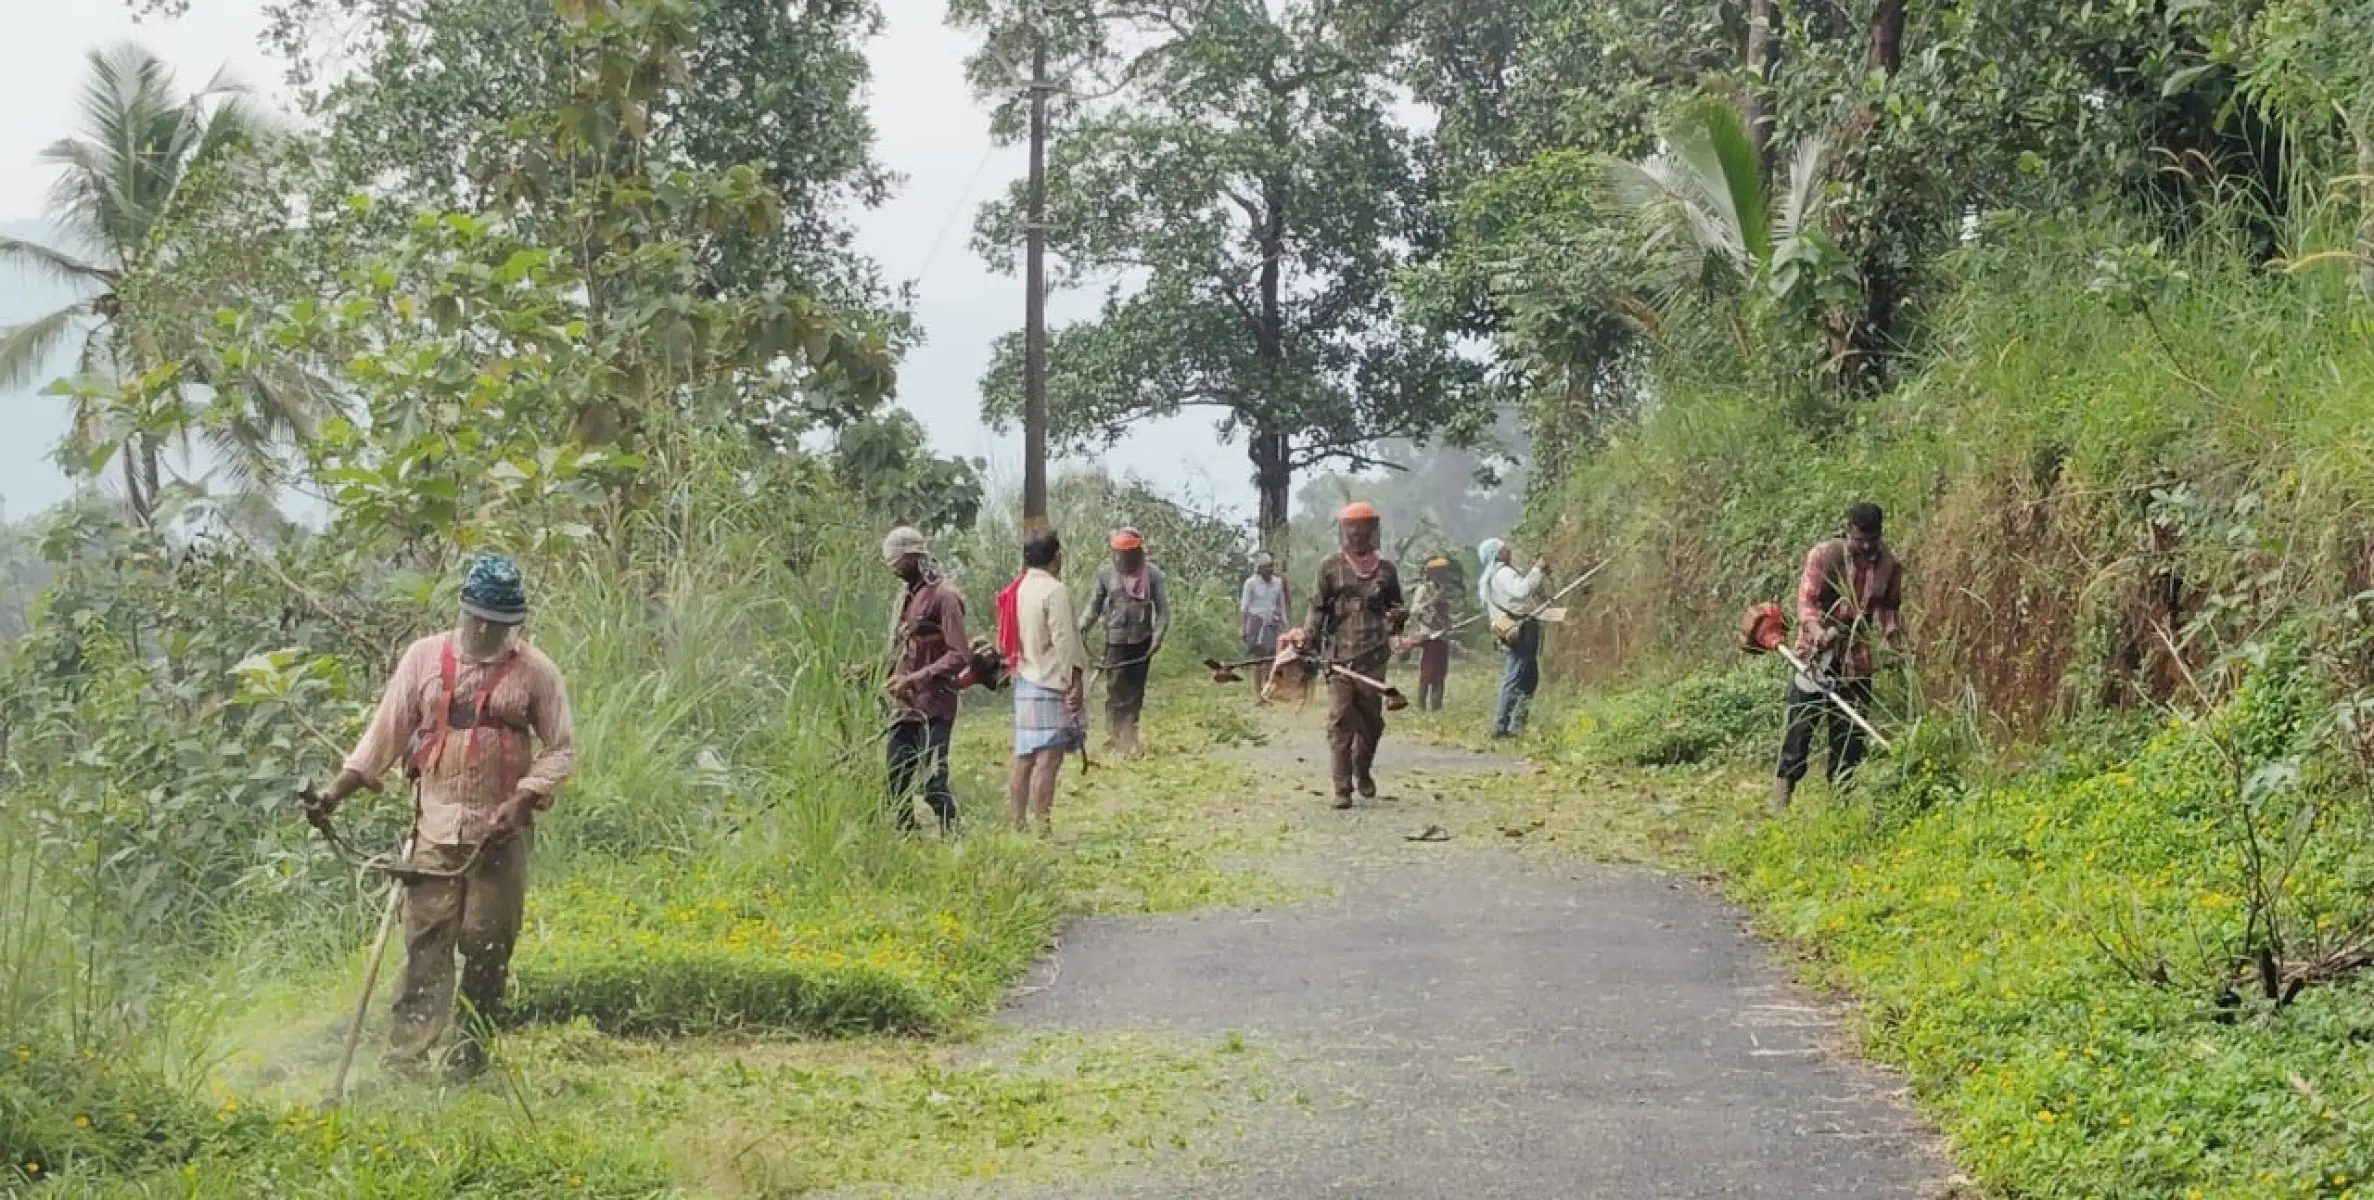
[1739,601,1787,655]
[1337,501,1380,522]
[1109,528,1145,551]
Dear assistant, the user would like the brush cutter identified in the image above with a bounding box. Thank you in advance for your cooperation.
[1204,653,1406,710]
[1428,559,1608,641]
[1773,645,1894,752]
[1200,655,1273,683]
[1326,661,1410,711]
[299,786,492,1110]
[1738,601,1896,752]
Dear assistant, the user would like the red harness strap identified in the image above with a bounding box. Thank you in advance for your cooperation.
[410,637,527,794]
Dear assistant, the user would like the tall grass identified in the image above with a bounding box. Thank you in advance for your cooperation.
[1544,208,2374,731]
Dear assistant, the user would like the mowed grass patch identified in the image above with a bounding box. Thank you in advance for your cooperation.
[500,1026,1273,1198]
[947,682,1308,915]
[1391,665,1774,868]
[508,844,1065,1037]
[11,1044,677,1197]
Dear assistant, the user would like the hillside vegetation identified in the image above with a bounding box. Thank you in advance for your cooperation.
[1518,90,2374,1200]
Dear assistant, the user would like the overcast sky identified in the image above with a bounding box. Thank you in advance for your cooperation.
[0,0,1252,519]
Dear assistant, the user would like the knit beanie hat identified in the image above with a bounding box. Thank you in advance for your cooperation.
[459,552,529,625]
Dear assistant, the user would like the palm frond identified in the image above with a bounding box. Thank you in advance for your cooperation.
[39,43,263,271]
[0,234,114,291]
[0,305,93,391]
[1772,136,1832,246]
[1667,97,1769,268]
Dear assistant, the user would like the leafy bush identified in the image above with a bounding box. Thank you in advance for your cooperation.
[1558,662,1783,767]
[2,1044,230,1187]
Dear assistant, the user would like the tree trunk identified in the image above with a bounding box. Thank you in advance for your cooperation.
[1841,0,1909,392]
[1252,430,1292,558]
[123,438,155,528]
[1744,0,1776,172]
[1251,149,1294,555]
[2357,125,2374,300]
[1867,0,1904,74]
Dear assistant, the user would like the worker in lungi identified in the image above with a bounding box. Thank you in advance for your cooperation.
[1239,550,1290,700]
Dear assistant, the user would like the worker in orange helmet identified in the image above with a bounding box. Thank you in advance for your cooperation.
[1303,501,1406,808]
[1079,526,1169,755]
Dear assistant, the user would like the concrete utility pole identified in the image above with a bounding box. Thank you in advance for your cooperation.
[1022,36,1051,532]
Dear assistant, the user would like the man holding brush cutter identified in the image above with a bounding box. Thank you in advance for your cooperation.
[881,525,969,834]
[1306,501,1408,807]
[304,552,575,1084]
[1080,527,1170,756]
[1763,501,1905,811]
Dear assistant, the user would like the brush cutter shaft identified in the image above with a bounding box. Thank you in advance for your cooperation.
[1427,560,1607,640]
[1775,646,1895,752]
[327,845,406,1110]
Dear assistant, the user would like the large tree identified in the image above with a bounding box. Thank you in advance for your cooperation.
[956,0,1493,547]
[261,0,892,309]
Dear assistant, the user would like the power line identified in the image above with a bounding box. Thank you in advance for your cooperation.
[908,143,1001,283]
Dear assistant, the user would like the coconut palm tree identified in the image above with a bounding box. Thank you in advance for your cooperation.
[1599,96,1847,360]
[0,43,288,524]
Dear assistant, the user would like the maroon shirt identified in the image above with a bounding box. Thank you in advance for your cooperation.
[892,578,970,723]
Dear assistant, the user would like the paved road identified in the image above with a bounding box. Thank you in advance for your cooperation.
[999,727,1959,1200]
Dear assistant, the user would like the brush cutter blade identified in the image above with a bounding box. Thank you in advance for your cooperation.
[1383,688,1409,712]
[1209,667,1244,684]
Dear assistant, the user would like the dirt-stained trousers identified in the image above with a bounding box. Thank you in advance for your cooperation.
[387,832,531,1065]
[1326,664,1387,796]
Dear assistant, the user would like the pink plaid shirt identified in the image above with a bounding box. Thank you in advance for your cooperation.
[343,634,576,846]
[1795,539,1903,680]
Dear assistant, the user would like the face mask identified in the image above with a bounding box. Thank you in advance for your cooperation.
[458,614,516,660]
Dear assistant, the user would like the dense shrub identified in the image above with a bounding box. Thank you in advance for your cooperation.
[1557,661,1783,767]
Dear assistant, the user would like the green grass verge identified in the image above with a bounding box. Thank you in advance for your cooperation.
[1534,666,2374,1199]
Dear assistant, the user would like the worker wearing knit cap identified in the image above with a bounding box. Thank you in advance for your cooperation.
[1305,502,1405,807]
[1080,526,1169,755]
[310,551,575,1080]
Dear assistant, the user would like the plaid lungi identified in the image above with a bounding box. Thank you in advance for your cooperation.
[1013,677,1085,758]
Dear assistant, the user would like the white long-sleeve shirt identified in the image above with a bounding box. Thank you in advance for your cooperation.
[1481,562,1544,617]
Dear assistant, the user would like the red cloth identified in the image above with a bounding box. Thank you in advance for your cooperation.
[995,572,1025,669]
[1117,560,1152,601]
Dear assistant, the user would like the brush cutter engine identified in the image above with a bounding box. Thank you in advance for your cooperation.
[1738,601,1787,655]
[955,637,1008,693]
